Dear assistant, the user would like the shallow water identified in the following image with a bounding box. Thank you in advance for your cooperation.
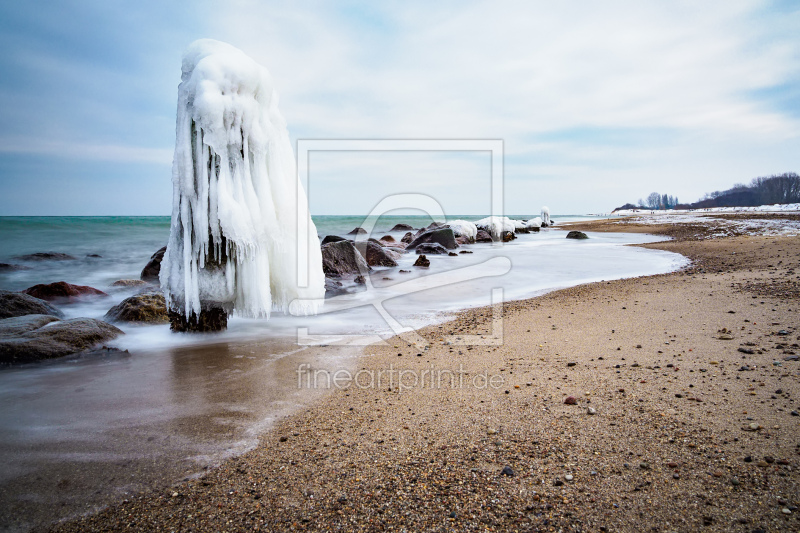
[0,215,687,531]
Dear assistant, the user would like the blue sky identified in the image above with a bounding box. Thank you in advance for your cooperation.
[0,0,798,215]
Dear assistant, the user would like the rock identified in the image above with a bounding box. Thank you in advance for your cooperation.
[321,235,348,246]
[354,241,398,267]
[379,235,396,244]
[564,396,578,405]
[567,361,577,367]
[347,227,367,235]
[140,246,167,283]
[111,279,150,288]
[448,252,457,257]
[475,229,493,243]
[23,281,108,303]
[748,422,760,431]
[455,236,470,245]
[407,228,458,250]
[459,250,473,254]
[587,407,596,415]
[501,231,516,242]
[104,292,168,324]
[0,315,124,364]
[0,263,31,271]
[784,355,799,361]
[324,278,344,296]
[414,243,450,255]
[413,255,430,268]
[401,232,414,244]
[0,290,64,319]
[566,231,589,240]
[791,411,799,417]
[564,474,573,481]
[500,466,514,476]
[390,223,414,231]
[322,241,371,278]
[15,252,76,261]
[86,254,102,258]
[169,307,227,333]
[553,479,563,487]
[639,462,650,470]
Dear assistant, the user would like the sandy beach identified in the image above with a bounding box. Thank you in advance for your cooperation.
[47,214,800,532]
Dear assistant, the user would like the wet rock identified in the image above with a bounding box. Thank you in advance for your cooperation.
[169,307,227,333]
[401,232,414,244]
[413,255,430,268]
[379,235,396,244]
[501,231,516,242]
[0,263,31,271]
[475,230,493,243]
[15,252,76,261]
[0,290,64,319]
[321,241,371,278]
[354,241,398,267]
[140,246,167,283]
[500,466,514,476]
[347,227,367,235]
[390,223,414,232]
[566,231,589,240]
[407,228,458,250]
[414,243,450,255]
[104,292,168,324]
[23,281,108,303]
[0,315,123,364]
[321,235,348,246]
[111,279,150,288]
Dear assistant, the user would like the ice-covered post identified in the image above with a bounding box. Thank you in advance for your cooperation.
[541,206,551,227]
[161,39,325,332]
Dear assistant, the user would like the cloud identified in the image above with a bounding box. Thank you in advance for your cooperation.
[0,137,173,164]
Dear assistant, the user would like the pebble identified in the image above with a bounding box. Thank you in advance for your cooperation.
[587,407,596,415]
[567,362,577,367]
[639,462,650,470]
[564,474,573,481]
[782,508,792,515]
[731,478,740,486]
[487,428,497,435]
[673,473,680,479]
[564,396,577,405]
[553,479,563,486]
[748,422,760,431]
[791,411,799,417]
[500,466,514,476]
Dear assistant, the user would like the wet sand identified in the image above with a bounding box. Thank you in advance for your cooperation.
[46,214,800,532]
[0,338,358,533]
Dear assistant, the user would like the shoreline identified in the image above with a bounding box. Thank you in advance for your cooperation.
[46,214,800,531]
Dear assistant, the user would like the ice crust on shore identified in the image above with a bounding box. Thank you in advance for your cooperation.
[162,39,325,319]
[474,216,517,238]
[447,219,478,240]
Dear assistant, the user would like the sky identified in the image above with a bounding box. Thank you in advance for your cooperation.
[0,0,798,216]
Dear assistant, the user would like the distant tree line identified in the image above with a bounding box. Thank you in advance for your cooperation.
[613,172,799,211]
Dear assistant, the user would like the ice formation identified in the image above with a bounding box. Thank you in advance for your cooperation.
[541,206,551,226]
[474,216,517,238]
[525,217,543,228]
[446,219,478,240]
[161,39,325,320]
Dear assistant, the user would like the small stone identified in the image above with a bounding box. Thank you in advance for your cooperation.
[553,479,563,486]
[487,428,497,435]
[279,436,288,442]
[567,362,577,367]
[791,411,799,417]
[564,396,578,405]
[748,422,760,431]
[731,478,740,486]
[764,456,775,464]
[639,462,650,470]
[673,473,680,479]
[587,407,596,415]
[743,456,753,463]
[171,492,179,498]
[782,508,792,515]
[564,474,573,481]
[500,466,514,476]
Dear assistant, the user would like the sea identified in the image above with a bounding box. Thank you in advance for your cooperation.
[0,214,687,531]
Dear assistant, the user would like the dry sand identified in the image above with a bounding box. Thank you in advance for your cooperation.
[47,215,800,532]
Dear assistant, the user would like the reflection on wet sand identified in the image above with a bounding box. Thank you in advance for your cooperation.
[0,337,356,532]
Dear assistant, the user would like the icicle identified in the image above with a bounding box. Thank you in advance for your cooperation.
[160,39,325,324]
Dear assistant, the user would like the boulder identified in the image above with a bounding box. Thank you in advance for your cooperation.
[413,255,430,268]
[354,241,398,267]
[401,232,414,244]
[140,246,167,283]
[407,228,458,250]
[455,236,470,245]
[321,235,348,246]
[111,279,150,288]
[23,281,108,303]
[0,263,31,271]
[379,235,396,244]
[104,292,168,324]
[367,238,385,247]
[169,307,227,333]
[566,231,589,240]
[0,290,64,319]
[415,243,450,255]
[324,278,345,297]
[390,223,414,231]
[501,231,516,242]
[0,315,124,364]
[15,252,76,261]
[321,240,371,278]
[347,227,367,235]
[475,230,493,243]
